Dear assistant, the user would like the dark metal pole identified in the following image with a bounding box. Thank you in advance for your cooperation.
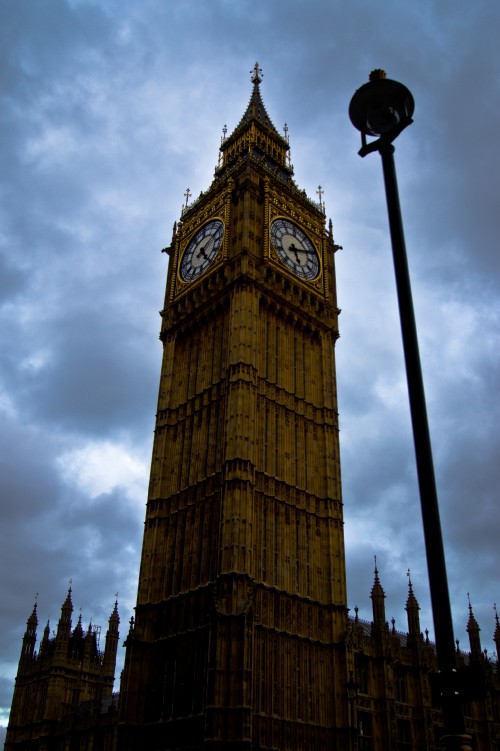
[379,141,471,748]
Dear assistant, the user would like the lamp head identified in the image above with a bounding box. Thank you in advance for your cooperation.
[349,70,414,139]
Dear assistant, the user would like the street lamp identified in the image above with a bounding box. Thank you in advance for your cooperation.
[349,70,472,751]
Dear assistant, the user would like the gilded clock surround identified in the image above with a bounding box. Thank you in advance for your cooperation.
[170,189,232,300]
[269,217,320,280]
[179,218,225,282]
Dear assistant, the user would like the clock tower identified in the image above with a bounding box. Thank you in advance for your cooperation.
[118,64,348,750]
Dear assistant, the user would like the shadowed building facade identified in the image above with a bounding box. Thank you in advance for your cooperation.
[5,590,119,750]
[5,66,500,751]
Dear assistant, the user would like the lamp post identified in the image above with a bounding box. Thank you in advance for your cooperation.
[349,71,472,751]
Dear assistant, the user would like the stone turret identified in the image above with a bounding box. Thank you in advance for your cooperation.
[405,573,421,644]
[20,600,38,666]
[494,605,500,667]
[39,619,51,657]
[55,586,73,657]
[371,560,387,633]
[467,596,482,662]
[103,600,120,675]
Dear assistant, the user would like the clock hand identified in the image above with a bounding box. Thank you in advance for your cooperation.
[289,243,302,264]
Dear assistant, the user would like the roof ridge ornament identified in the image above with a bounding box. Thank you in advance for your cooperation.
[251,62,263,85]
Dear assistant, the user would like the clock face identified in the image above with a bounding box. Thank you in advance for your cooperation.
[270,219,319,280]
[180,219,224,282]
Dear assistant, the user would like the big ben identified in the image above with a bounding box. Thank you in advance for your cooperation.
[118,64,348,750]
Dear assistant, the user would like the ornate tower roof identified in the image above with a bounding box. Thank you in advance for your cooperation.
[109,599,120,626]
[234,63,280,134]
[72,613,84,640]
[26,600,38,634]
[20,599,38,664]
[218,63,291,177]
[466,594,482,660]
[370,559,387,632]
[60,586,73,617]
[405,571,421,640]
[494,604,500,664]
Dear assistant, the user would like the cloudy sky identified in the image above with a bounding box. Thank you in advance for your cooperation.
[1,0,499,735]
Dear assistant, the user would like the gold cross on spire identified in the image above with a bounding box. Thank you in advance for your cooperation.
[251,62,263,84]
[316,185,324,210]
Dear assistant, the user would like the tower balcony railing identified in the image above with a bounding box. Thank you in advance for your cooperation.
[182,148,324,219]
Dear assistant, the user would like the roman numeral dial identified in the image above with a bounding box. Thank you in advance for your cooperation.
[270,219,319,280]
[180,219,224,282]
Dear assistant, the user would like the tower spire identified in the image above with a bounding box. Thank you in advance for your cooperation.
[371,557,387,632]
[103,598,120,674]
[467,593,482,661]
[216,64,291,179]
[251,61,263,85]
[405,569,421,642]
[494,604,500,666]
[20,598,38,664]
[55,585,73,656]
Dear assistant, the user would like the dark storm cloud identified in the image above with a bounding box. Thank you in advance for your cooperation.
[1,0,499,729]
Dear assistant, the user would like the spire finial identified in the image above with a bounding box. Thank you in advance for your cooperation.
[369,69,387,81]
[495,603,499,626]
[467,592,472,614]
[407,568,413,590]
[316,185,324,212]
[251,62,263,85]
